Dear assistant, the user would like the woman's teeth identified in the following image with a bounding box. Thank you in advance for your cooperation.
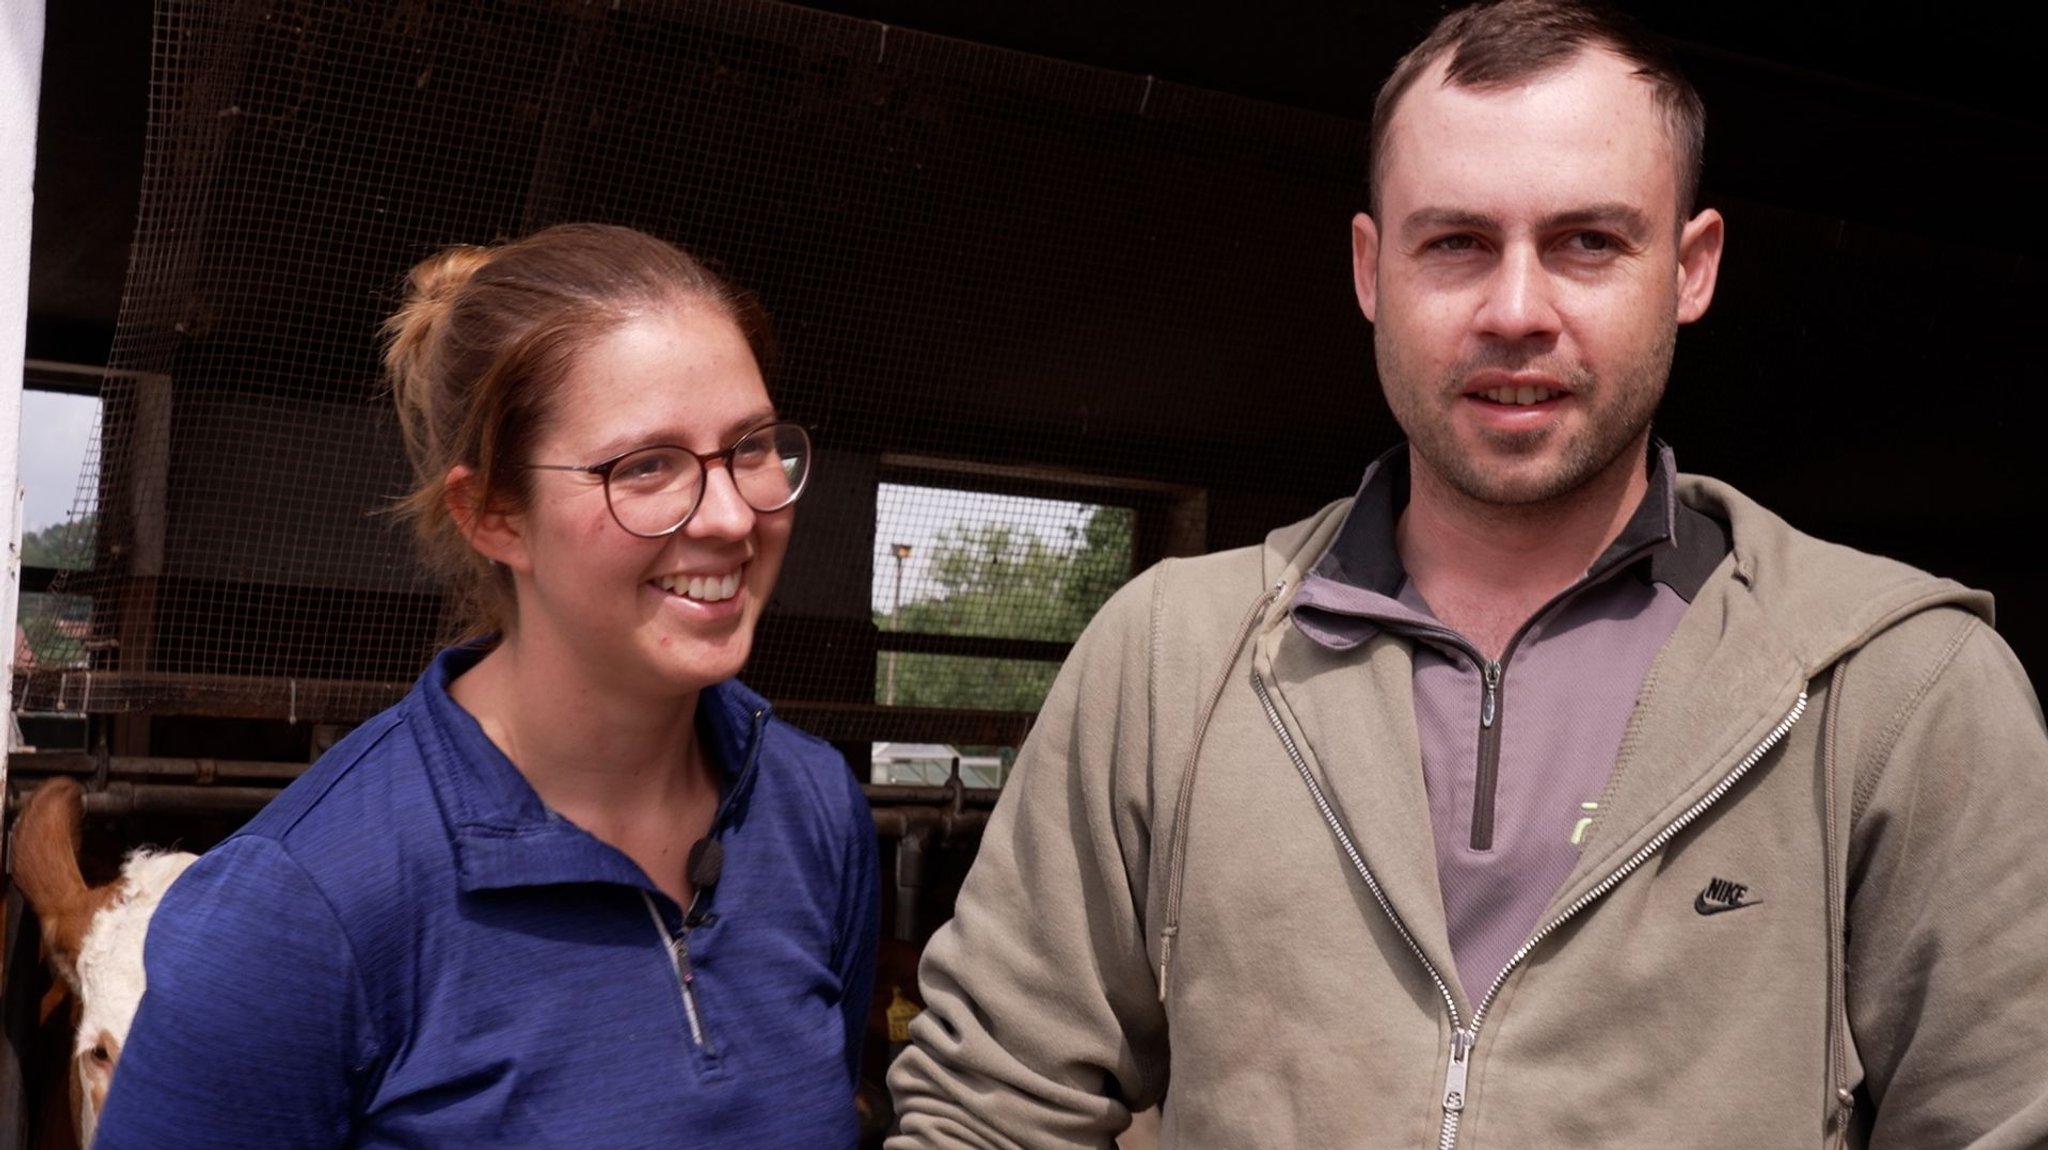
[655,572,741,602]
[1481,385,1557,406]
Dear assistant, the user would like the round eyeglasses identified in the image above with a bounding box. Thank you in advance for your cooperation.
[519,420,812,538]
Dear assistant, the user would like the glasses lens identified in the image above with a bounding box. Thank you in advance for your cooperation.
[605,446,702,537]
[731,423,811,513]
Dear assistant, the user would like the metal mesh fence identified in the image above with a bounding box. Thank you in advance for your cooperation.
[23,0,1387,753]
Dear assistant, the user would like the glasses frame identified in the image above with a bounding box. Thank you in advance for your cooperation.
[519,419,812,539]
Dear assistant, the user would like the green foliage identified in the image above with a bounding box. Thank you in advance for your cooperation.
[878,651,1060,715]
[21,513,97,570]
[16,593,92,670]
[15,515,96,670]
[878,507,1135,714]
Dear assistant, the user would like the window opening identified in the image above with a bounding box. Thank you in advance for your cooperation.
[874,482,1133,715]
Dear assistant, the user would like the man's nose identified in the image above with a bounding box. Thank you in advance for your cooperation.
[1475,246,1560,341]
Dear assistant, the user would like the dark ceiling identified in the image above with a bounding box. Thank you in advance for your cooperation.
[24,0,2046,682]
[29,0,2043,364]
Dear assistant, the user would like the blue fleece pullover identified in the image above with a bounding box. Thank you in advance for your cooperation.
[95,647,880,1149]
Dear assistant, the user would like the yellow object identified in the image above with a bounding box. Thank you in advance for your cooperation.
[887,985,923,1044]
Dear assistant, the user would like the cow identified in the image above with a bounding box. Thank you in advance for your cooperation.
[9,777,197,1148]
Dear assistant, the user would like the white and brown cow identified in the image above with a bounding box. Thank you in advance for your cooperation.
[10,777,197,1148]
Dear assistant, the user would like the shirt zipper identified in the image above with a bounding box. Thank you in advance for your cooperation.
[633,704,761,1055]
[642,890,712,1051]
[1410,533,1672,853]
[1254,666,1807,1149]
[1472,658,1503,850]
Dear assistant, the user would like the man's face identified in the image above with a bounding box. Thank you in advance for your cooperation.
[1353,48,1723,508]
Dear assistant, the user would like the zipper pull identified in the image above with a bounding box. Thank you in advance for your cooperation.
[1443,1028,1473,1113]
[673,930,709,1049]
[1481,660,1500,729]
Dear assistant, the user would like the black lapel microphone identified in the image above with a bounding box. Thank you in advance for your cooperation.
[688,836,725,890]
[683,837,725,928]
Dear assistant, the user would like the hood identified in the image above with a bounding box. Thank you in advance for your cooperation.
[1681,474,1991,675]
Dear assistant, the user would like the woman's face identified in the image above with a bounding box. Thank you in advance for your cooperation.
[499,302,791,702]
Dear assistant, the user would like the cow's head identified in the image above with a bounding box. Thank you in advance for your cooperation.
[11,778,197,1146]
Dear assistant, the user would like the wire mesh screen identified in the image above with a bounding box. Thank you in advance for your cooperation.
[25,0,1387,746]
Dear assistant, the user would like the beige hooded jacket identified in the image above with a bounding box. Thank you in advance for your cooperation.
[888,475,2048,1149]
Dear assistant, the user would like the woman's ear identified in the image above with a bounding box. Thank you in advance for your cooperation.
[445,465,529,572]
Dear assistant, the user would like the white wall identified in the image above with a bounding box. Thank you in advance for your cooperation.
[3,0,48,783]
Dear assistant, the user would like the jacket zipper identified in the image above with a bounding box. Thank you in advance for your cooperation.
[642,890,711,1051]
[1254,667,1807,1149]
[1248,670,1471,1142]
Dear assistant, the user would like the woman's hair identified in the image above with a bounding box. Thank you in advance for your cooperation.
[384,222,776,641]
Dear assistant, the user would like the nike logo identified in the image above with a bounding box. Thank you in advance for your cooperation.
[1694,876,1762,916]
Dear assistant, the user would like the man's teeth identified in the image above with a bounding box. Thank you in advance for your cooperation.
[1481,385,1557,405]
[655,572,741,602]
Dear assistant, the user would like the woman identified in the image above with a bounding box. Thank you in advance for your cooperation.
[94,224,879,1148]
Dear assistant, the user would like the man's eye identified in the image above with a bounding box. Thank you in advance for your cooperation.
[1569,231,1617,253]
[1426,234,1480,253]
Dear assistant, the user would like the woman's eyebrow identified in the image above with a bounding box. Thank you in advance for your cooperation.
[587,409,782,459]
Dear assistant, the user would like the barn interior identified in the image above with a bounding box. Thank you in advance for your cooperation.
[6,0,2043,1144]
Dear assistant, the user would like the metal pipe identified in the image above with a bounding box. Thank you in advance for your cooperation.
[863,782,1002,809]
[868,804,989,941]
[894,825,928,942]
[8,752,307,782]
[75,782,284,816]
[868,805,988,842]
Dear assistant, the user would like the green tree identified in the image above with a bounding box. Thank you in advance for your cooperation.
[22,513,97,570]
[16,514,97,670]
[879,507,1135,713]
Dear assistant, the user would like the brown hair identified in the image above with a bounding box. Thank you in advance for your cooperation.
[1369,0,1705,219]
[384,222,776,641]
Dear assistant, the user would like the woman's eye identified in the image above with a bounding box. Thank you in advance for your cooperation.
[614,452,678,485]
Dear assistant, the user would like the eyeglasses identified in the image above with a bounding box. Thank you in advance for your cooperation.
[519,420,812,538]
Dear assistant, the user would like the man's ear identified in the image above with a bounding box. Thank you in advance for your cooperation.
[445,465,528,572]
[1675,207,1725,325]
[1351,212,1382,324]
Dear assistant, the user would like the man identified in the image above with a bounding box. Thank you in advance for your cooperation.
[888,2,2048,1146]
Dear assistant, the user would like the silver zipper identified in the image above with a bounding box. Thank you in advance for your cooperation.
[1480,659,1500,729]
[641,890,708,1049]
[1469,693,1809,1033]
[1256,666,1808,1148]
[1249,669,1473,1147]
[1439,1027,1474,1150]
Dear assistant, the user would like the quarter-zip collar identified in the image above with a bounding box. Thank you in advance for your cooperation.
[1290,441,1706,650]
[406,646,771,897]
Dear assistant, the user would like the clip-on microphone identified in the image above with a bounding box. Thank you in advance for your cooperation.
[684,837,725,928]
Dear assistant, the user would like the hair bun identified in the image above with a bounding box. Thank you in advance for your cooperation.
[405,244,494,310]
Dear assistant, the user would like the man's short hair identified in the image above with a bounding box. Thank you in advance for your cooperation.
[1369,0,1706,220]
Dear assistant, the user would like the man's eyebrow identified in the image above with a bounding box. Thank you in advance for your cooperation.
[1398,208,1500,241]
[1397,203,1656,242]
[1540,203,1654,234]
